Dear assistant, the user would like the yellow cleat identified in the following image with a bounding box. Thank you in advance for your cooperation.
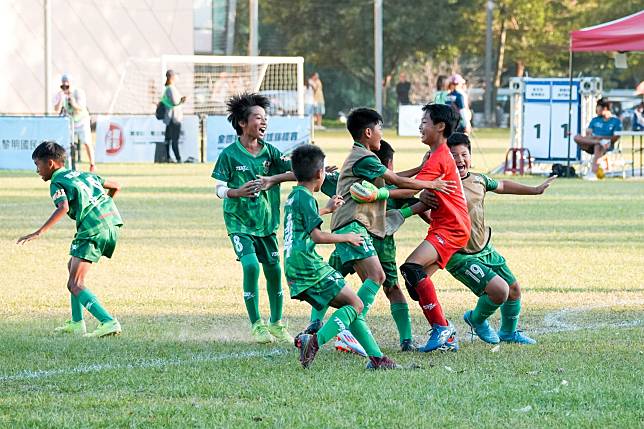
[84,319,122,338]
[54,320,86,335]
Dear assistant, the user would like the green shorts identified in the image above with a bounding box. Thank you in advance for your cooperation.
[331,221,377,267]
[331,235,399,288]
[70,226,120,263]
[229,233,280,265]
[292,270,346,311]
[446,243,516,296]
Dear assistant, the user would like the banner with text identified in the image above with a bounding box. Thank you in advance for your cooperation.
[95,115,199,163]
[0,116,71,170]
[205,116,312,162]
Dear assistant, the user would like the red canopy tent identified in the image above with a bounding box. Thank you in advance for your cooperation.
[564,9,644,168]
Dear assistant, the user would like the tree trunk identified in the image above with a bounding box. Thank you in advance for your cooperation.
[492,9,507,125]
[516,60,525,78]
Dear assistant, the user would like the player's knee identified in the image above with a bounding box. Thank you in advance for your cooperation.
[370,269,386,286]
[66,279,82,295]
[508,282,521,300]
[384,284,406,303]
[400,263,426,302]
[485,277,509,304]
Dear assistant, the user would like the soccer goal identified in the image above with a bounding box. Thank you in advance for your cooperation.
[108,55,305,116]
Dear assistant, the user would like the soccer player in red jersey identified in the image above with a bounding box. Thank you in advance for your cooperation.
[400,103,471,352]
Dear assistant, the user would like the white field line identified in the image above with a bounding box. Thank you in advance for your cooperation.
[0,348,287,383]
[536,302,644,335]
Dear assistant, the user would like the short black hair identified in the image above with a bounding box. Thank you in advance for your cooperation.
[373,140,394,167]
[291,144,325,182]
[421,103,458,138]
[32,141,66,163]
[447,132,471,153]
[226,92,270,136]
[597,98,612,111]
[346,108,383,141]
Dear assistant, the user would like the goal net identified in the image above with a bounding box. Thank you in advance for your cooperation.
[108,55,304,116]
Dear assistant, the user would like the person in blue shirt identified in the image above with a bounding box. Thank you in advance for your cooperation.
[574,98,622,180]
[575,98,622,180]
[632,102,644,132]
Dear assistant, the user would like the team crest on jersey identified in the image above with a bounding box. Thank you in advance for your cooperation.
[52,189,66,200]
[262,160,271,174]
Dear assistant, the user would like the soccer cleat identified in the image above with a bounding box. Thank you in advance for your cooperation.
[251,320,274,344]
[498,330,537,345]
[463,310,500,344]
[334,330,367,357]
[83,319,121,338]
[54,320,86,335]
[298,334,320,368]
[366,355,401,370]
[418,321,456,352]
[436,333,459,352]
[293,319,323,348]
[268,320,294,343]
[400,339,418,352]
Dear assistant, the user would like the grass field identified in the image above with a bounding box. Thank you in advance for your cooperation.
[1,128,643,428]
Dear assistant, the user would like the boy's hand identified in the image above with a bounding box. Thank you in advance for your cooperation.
[350,181,389,203]
[429,174,457,194]
[325,165,338,173]
[345,233,364,247]
[17,231,40,245]
[233,179,262,197]
[418,190,439,209]
[535,175,557,194]
[258,175,277,190]
[325,195,344,213]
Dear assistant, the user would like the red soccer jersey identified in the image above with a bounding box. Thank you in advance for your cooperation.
[416,143,471,246]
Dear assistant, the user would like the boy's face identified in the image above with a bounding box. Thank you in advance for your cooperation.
[419,112,443,146]
[449,144,471,179]
[363,122,383,151]
[34,158,58,181]
[241,106,267,139]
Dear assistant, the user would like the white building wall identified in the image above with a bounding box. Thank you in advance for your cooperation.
[0,0,194,114]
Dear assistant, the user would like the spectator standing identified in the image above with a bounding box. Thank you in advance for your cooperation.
[161,70,186,163]
[433,75,449,105]
[53,74,95,172]
[396,72,411,105]
[633,102,644,131]
[309,72,325,129]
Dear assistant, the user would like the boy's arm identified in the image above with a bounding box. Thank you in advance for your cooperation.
[217,180,262,198]
[387,188,418,200]
[395,150,431,178]
[102,179,121,199]
[382,169,456,193]
[17,200,69,244]
[319,195,344,216]
[494,176,556,195]
[258,172,296,190]
[310,228,363,247]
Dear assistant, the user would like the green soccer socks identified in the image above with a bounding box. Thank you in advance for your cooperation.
[240,254,261,324]
[357,279,380,316]
[310,306,329,323]
[500,299,521,333]
[471,294,502,325]
[349,314,383,358]
[262,262,283,324]
[316,306,358,345]
[70,293,84,322]
[390,302,412,343]
[76,289,114,324]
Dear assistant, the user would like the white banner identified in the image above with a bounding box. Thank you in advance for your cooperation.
[0,116,71,170]
[397,105,424,137]
[95,115,200,163]
[205,115,312,162]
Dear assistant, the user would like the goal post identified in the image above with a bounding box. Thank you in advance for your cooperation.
[108,55,305,116]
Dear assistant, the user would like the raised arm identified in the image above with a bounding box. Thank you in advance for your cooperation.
[494,176,556,195]
[382,169,456,194]
[17,200,69,244]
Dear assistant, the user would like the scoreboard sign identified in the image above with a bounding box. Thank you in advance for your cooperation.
[521,78,581,161]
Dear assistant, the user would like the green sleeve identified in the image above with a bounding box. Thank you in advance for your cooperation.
[352,155,387,181]
[212,151,231,182]
[269,145,292,174]
[320,171,339,198]
[479,173,499,192]
[301,194,324,234]
[50,183,68,207]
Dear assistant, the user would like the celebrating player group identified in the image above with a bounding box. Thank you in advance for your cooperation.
[18,92,556,370]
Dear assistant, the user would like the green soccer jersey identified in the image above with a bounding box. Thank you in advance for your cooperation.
[321,171,339,198]
[50,168,123,236]
[212,138,291,236]
[283,186,336,297]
